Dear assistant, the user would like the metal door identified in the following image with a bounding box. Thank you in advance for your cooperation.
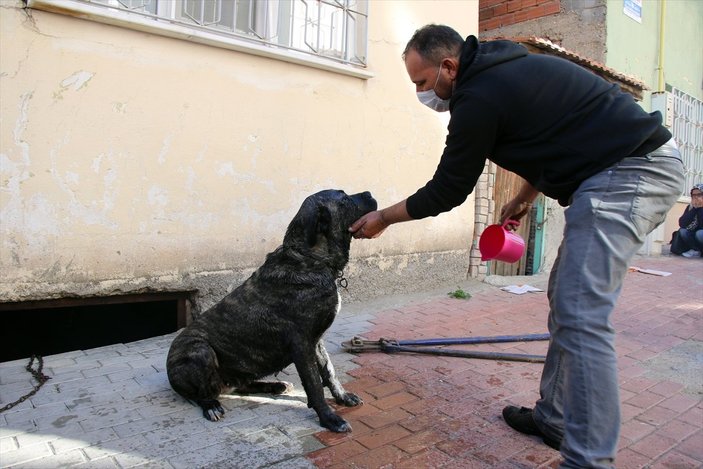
[489,168,544,276]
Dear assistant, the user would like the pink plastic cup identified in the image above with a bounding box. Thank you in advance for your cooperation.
[479,219,525,263]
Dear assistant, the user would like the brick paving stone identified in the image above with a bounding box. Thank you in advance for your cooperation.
[69,455,122,468]
[469,437,531,465]
[616,448,655,469]
[621,402,646,422]
[635,404,679,427]
[434,429,495,458]
[397,412,452,435]
[658,392,700,413]
[620,418,656,444]
[649,381,684,397]
[0,256,700,469]
[649,451,702,469]
[368,391,418,411]
[334,403,379,424]
[307,256,702,469]
[358,407,413,430]
[343,376,383,392]
[341,443,407,468]
[307,440,368,467]
[268,456,317,469]
[677,429,703,461]
[0,441,53,467]
[509,442,562,467]
[625,348,661,361]
[9,449,87,468]
[365,381,407,399]
[677,404,703,427]
[0,435,18,453]
[354,424,412,450]
[625,390,666,409]
[621,376,659,394]
[399,396,449,418]
[656,418,700,442]
[628,433,678,460]
[394,447,457,468]
[14,424,79,449]
[618,364,648,382]
[392,429,445,455]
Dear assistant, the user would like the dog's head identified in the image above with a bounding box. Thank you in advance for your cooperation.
[283,190,377,270]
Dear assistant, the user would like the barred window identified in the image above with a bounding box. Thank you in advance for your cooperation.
[28,0,370,77]
[653,88,703,197]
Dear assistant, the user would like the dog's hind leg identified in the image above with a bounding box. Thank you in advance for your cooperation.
[233,381,294,395]
[166,334,227,422]
[316,341,362,407]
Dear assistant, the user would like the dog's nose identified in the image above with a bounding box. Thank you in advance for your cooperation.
[350,191,376,209]
[362,192,377,211]
[350,191,372,200]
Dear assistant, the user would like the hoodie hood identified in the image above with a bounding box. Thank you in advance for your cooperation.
[455,36,529,87]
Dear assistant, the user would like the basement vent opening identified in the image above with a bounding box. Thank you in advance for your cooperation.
[0,292,194,363]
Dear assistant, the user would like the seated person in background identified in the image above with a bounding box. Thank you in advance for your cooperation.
[675,183,703,257]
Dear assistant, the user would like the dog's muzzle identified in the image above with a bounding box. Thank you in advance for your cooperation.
[350,191,377,213]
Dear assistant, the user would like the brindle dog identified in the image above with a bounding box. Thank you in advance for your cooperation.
[166,190,376,433]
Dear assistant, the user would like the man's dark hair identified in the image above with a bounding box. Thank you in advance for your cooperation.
[402,24,464,65]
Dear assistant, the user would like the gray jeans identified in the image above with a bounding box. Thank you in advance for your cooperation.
[533,141,684,468]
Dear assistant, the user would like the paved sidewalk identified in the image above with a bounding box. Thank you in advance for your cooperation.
[0,255,701,468]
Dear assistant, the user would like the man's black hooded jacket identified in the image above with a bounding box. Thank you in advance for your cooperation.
[406,36,672,218]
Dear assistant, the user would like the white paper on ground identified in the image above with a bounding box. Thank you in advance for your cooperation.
[629,267,672,277]
[500,285,544,295]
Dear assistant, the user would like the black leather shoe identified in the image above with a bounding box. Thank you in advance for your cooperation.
[502,406,561,450]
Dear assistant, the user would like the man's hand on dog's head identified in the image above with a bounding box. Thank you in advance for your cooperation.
[349,211,387,239]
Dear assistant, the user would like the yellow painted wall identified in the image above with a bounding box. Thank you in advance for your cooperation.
[1,1,478,303]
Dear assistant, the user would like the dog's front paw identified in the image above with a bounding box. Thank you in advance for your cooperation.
[320,413,352,433]
[336,391,363,407]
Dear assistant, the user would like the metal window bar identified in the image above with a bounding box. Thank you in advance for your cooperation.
[672,88,703,195]
[116,0,151,11]
[79,0,367,66]
[182,0,222,26]
[96,0,155,13]
[653,87,703,197]
[301,0,317,54]
[316,1,321,54]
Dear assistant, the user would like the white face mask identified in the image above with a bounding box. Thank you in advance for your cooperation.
[417,89,450,112]
[416,65,450,112]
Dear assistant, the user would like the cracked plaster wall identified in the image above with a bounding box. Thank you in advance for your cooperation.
[0,2,480,310]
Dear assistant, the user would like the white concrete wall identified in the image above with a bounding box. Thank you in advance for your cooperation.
[1,1,479,306]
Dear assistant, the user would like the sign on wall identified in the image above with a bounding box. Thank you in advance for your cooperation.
[624,0,643,23]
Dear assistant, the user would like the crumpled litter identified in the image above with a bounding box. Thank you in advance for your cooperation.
[500,285,544,295]
[628,267,672,277]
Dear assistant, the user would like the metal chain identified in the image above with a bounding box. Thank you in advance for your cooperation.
[336,271,348,290]
[0,355,51,413]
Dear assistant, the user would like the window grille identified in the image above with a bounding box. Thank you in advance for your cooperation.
[652,87,703,197]
[58,0,368,67]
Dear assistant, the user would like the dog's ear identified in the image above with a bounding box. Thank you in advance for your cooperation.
[306,205,332,247]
